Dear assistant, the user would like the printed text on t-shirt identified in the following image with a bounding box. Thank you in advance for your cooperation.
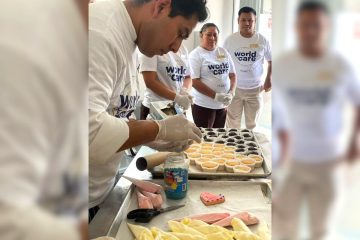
[111,94,140,118]
[166,66,187,82]
[208,62,229,75]
[234,51,257,62]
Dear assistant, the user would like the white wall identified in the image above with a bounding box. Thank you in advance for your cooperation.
[183,0,236,52]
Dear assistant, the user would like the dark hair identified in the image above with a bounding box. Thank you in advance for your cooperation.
[296,1,329,15]
[134,0,208,22]
[200,23,219,34]
[169,0,208,22]
[238,6,256,17]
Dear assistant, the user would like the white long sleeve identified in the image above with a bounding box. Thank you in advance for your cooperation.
[0,0,87,238]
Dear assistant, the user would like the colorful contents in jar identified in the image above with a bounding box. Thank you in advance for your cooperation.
[164,167,188,199]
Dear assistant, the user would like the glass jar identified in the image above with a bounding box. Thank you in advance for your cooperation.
[163,153,188,200]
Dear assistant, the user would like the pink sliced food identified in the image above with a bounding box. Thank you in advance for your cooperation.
[136,191,153,209]
[212,212,259,227]
[123,175,162,193]
[174,213,230,224]
[141,190,163,209]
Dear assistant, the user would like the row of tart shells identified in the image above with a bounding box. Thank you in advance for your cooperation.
[184,143,263,173]
[185,142,261,155]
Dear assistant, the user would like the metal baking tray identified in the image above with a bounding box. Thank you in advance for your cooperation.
[149,100,183,120]
[150,129,271,179]
[111,180,271,239]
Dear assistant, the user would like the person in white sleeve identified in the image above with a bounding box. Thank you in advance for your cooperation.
[0,0,88,239]
[189,23,236,128]
[224,6,272,130]
[89,0,208,219]
[139,44,193,120]
[272,2,360,239]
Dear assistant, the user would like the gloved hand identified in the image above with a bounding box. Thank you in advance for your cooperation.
[223,93,234,106]
[146,139,193,152]
[155,115,202,143]
[214,93,233,105]
[180,87,190,95]
[174,93,193,110]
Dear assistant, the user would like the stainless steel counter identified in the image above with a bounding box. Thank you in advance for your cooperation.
[89,132,271,239]
[89,147,155,239]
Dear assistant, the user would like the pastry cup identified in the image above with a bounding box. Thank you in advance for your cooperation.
[245,141,258,147]
[248,154,264,168]
[223,149,235,154]
[222,153,235,160]
[195,158,210,169]
[239,158,256,170]
[225,160,240,172]
[201,161,219,173]
[187,153,201,165]
[211,158,226,171]
[200,149,213,155]
[223,146,236,151]
[202,154,215,159]
[201,142,213,147]
[212,150,223,156]
[184,147,199,154]
[189,157,198,165]
[225,142,236,147]
[233,164,252,173]
[187,152,201,159]
[246,150,261,156]
[228,128,238,132]
[216,128,226,133]
[235,153,247,158]
[247,146,259,152]
[213,143,225,148]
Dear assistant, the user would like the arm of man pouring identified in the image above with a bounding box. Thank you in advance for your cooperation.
[89,31,160,165]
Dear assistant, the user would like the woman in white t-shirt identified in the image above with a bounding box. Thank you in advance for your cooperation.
[139,44,192,120]
[189,23,236,128]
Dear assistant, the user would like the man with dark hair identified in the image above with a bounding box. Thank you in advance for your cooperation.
[89,0,207,220]
[238,6,257,16]
[296,0,329,15]
[224,6,272,130]
[273,1,360,239]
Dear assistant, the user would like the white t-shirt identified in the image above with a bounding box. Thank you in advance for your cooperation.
[272,94,289,168]
[0,0,87,239]
[224,32,271,89]
[189,46,235,109]
[139,45,190,108]
[89,0,140,207]
[274,50,360,163]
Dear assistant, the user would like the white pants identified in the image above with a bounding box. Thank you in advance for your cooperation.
[273,160,341,240]
[226,86,263,129]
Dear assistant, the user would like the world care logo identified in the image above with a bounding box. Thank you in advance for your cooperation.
[166,66,187,82]
[234,51,257,62]
[208,62,229,75]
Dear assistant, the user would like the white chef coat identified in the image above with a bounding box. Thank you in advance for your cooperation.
[224,32,271,89]
[0,0,87,239]
[189,46,235,109]
[139,45,190,108]
[89,0,140,207]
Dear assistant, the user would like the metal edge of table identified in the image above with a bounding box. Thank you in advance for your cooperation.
[90,136,271,238]
[89,147,154,239]
[109,179,272,239]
